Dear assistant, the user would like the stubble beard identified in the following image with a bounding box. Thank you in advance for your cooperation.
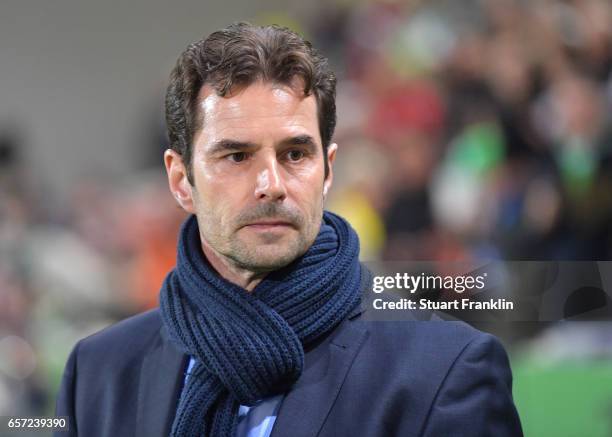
[198,202,323,274]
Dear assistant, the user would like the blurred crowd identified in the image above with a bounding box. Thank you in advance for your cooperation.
[0,135,186,414]
[320,0,612,262]
[1,0,612,420]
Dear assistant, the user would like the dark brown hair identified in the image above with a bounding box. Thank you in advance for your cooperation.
[165,22,337,184]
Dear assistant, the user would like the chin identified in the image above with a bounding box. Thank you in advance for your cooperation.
[234,244,304,272]
[255,249,301,270]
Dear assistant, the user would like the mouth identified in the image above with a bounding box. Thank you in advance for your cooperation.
[242,220,294,231]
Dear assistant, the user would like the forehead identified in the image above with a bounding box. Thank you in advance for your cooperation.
[194,80,320,144]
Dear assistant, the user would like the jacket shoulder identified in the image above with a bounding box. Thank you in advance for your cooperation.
[349,317,508,394]
[356,316,492,358]
[77,308,164,362]
[331,318,519,436]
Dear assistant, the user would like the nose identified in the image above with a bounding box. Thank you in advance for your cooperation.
[253,156,287,202]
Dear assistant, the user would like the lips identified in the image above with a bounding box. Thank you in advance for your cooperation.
[242,220,294,230]
[246,221,291,227]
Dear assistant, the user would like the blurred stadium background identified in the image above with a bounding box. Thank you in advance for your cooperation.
[2,0,612,435]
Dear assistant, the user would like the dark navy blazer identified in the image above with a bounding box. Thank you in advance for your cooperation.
[54,304,523,437]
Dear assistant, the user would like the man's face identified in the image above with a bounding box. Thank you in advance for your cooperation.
[166,80,336,273]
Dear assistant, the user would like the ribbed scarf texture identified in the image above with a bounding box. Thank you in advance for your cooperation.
[159,211,362,437]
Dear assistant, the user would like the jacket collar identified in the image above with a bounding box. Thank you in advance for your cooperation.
[269,316,368,437]
[136,325,187,437]
[269,264,371,436]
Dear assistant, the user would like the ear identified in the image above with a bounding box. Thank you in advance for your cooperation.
[164,149,196,213]
[323,142,338,198]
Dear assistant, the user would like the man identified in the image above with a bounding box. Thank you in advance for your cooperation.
[55,23,523,436]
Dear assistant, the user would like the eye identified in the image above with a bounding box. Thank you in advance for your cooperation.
[286,150,304,162]
[228,152,247,163]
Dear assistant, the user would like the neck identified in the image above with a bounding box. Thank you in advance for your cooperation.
[201,241,268,292]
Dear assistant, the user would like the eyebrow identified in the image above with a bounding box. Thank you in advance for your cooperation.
[282,135,317,151]
[207,139,258,155]
[207,135,318,155]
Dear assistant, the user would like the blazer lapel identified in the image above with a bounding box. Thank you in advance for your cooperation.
[270,310,368,437]
[136,325,188,437]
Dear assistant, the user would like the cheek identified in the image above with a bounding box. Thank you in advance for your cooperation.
[291,158,324,188]
[285,156,326,189]
[194,175,248,228]
[193,159,235,200]
[193,178,223,220]
[288,174,325,212]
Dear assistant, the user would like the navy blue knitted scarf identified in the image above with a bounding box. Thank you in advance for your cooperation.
[159,211,362,437]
